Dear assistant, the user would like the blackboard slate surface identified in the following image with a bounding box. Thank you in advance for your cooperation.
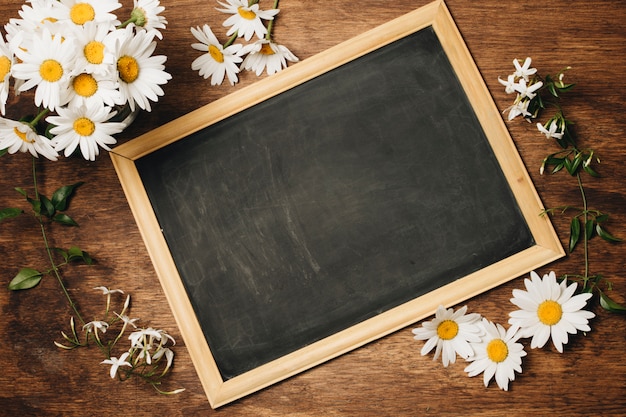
[136,27,534,380]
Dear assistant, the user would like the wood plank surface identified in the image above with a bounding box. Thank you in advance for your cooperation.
[1,0,625,415]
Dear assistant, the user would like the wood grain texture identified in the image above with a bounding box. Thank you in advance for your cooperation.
[1,0,625,416]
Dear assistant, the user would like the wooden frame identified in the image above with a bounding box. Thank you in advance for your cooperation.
[111,0,563,408]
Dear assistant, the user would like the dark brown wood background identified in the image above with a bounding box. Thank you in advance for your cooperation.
[1,0,625,415]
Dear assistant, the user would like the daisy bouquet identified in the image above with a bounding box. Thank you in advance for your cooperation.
[0,0,180,392]
[190,0,298,86]
[0,0,171,161]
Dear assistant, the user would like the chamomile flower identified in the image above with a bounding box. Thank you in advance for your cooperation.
[240,39,298,76]
[13,0,66,32]
[513,57,537,81]
[114,25,171,112]
[412,305,483,367]
[191,25,243,85]
[0,117,58,161]
[64,71,124,109]
[508,271,595,353]
[131,0,168,39]
[57,0,122,26]
[11,28,76,111]
[47,104,125,160]
[216,0,280,41]
[0,34,13,115]
[464,319,526,391]
[73,21,118,76]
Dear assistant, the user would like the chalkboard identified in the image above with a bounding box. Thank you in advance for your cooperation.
[111,1,563,408]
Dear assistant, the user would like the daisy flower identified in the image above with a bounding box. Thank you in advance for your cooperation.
[412,305,483,367]
[464,318,526,391]
[0,117,58,161]
[240,39,298,76]
[130,0,168,40]
[11,28,76,111]
[508,271,595,353]
[57,0,122,26]
[191,25,243,86]
[0,34,13,115]
[64,71,124,109]
[114,25,171,112]
[216,0,280,41]
[73,21,118,76]
[47,104,126,161]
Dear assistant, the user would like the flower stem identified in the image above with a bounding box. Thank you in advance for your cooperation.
[576,172,590,279]
[265,0,280,40]
[31,157,85,325]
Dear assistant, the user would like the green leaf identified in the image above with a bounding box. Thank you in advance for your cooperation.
[27,197,41,215]
[595,213,609,223]
[596,224,621,243]
[0,207,23,222]
[0,148,7,157]
[584,219,595,241]
[569,217,581,252]
[53,247,70,262]
[67,246,93,264]
[40,195,56,218]
[51,182,83,211]
[583,163,600,177]
[600,292,626,313]
[8,268,43,290]
[14,187,28,197]
[52,213,79,227]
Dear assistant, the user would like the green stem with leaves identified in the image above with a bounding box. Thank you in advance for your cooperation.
[31,158,85,325]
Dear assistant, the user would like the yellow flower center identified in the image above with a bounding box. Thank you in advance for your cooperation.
[436,320,459,340]
[537,300,563,326]
[13,126,34,143]
[41,17,58,24]
[72,73,98,97]
[117,55,139,83]
[237,6,257,20]
[0,56,11,80]
[73,117,96,136]
[208,44,224,63]
[84,40,105,65]
[70,3,96,25]
[39,59,63,82]
[486,339,508,363]
[260,43,275,56]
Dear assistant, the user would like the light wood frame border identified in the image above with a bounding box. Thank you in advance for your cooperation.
[110,0,564,408]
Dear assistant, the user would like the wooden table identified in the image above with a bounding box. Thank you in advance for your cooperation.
[1,0,624,415]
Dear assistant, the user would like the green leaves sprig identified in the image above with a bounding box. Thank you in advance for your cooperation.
[501,58,624,313]
[2,180,92,292]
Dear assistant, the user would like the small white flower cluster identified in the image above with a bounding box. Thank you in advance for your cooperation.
[412,271,595,391]
[190,0,298,86]
[0,0,171,161]
[57,286,183,394]
[499,57,577,151]
[498,57,544,121]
